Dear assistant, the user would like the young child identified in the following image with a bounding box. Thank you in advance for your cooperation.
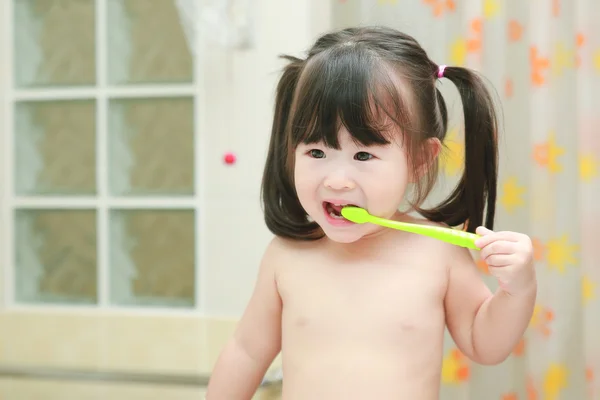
[206,26,536,400]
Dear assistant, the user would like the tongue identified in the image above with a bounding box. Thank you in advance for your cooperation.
[330,204,344,213]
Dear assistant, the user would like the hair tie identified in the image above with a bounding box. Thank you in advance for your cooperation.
[437,65,447,78]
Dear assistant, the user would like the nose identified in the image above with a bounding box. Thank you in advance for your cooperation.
[323,169,356,191]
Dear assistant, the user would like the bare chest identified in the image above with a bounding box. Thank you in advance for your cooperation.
[277,254,448,341]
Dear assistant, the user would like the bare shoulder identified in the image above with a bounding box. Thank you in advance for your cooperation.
[399,214,475,266]
[262,235,321,272]
[266,235,319,256]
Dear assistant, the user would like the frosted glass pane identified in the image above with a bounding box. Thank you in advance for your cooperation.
[15,209,97,305]
[14,0,96,88]
[108,97,194,196]
[107,0,193,84]
[109,210,195,308]
[15,100,97,195]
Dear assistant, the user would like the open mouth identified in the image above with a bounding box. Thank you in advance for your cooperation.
[323,202,359,219]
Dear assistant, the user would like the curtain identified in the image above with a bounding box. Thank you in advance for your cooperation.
[332,1,599,399]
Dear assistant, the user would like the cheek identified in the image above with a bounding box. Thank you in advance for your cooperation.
[367,161,410,206]
[294,159,319,200]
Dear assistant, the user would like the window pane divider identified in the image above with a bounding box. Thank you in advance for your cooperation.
[12,196,198,209]
[9,303,203,317]
[193,0,205,314]
[4,0,15,308]
[96,0,109,309]
[14,85,196,102]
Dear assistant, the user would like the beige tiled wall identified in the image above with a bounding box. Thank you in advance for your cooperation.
[0,312,282,399]
[0,380,281,400]
[0,312,282,374]
[0,379,208,400]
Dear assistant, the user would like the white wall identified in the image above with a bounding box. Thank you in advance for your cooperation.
[178,0,332,317]
[0,0,332,317]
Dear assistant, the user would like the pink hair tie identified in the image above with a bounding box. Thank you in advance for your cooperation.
[437,65,447,78]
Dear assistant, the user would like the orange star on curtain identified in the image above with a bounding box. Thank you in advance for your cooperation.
[530,46,550,86]
[529,304,554,337]
[532,238,546,261]
[423,0,455,17]
[512,338,525,356]
[533,132,565,173]
[450,19,481,67]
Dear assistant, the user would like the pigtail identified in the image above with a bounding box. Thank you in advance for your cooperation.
[422,66,499,232]
[261,55,321,240]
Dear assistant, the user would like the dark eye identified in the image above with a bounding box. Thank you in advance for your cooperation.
[354,151,373,161]
[309,149,325,158]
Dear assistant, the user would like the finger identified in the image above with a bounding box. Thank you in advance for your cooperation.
[485,254,515,268]
[476,226,493,236]
[475,230,521,248]
[479,241,518,260]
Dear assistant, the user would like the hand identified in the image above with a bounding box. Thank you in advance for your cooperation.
[474,227,536,296]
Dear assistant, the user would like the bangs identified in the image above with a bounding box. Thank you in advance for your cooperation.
[289,45,414,149]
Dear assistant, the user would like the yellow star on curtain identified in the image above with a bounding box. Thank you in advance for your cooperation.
[483,0,499,19]
[593,49,600,72]
[543,363,569,400]
[546,235,578,273]
[500,177,525,213]
[450,38,467,66]
[579,154,598,181]
[552,42,576,76]
[582,275,597,305]
[441,348,470,385]
[441,129,463,176]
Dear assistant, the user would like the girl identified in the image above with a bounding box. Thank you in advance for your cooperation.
[206,26,536,400]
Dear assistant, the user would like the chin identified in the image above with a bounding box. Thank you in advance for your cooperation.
[324,233,363,244]
[317,224,367,244]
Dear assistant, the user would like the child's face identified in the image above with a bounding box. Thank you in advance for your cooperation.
[294,127,411,243]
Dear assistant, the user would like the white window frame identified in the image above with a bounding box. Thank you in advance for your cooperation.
[1,0,206,316]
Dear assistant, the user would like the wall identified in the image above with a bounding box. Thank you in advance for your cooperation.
[0,0,331,397]
[202,0,331,316]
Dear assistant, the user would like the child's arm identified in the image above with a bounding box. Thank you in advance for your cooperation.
[205,238,284,399]
[444,228,536,365]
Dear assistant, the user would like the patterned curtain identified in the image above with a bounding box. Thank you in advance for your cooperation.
[332,1,599,399]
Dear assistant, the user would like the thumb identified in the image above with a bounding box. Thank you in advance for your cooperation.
[476,226,493,236]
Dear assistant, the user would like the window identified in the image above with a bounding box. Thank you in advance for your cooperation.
[3,0,204,312]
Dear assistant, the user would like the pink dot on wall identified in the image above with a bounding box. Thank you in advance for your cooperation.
[224,152,236,165]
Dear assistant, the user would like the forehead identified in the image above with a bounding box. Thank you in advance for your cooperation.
[290,46,415,150]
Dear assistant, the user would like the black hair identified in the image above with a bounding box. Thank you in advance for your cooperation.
[261,26,499,240]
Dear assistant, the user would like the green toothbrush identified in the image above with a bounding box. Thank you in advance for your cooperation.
[340,207,481,250]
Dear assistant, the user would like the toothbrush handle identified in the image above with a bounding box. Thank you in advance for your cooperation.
[371,217,481,250]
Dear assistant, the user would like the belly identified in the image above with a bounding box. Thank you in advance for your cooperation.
[280,340,443,400]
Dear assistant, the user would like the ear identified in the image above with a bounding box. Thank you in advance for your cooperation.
[409,137,442,183]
